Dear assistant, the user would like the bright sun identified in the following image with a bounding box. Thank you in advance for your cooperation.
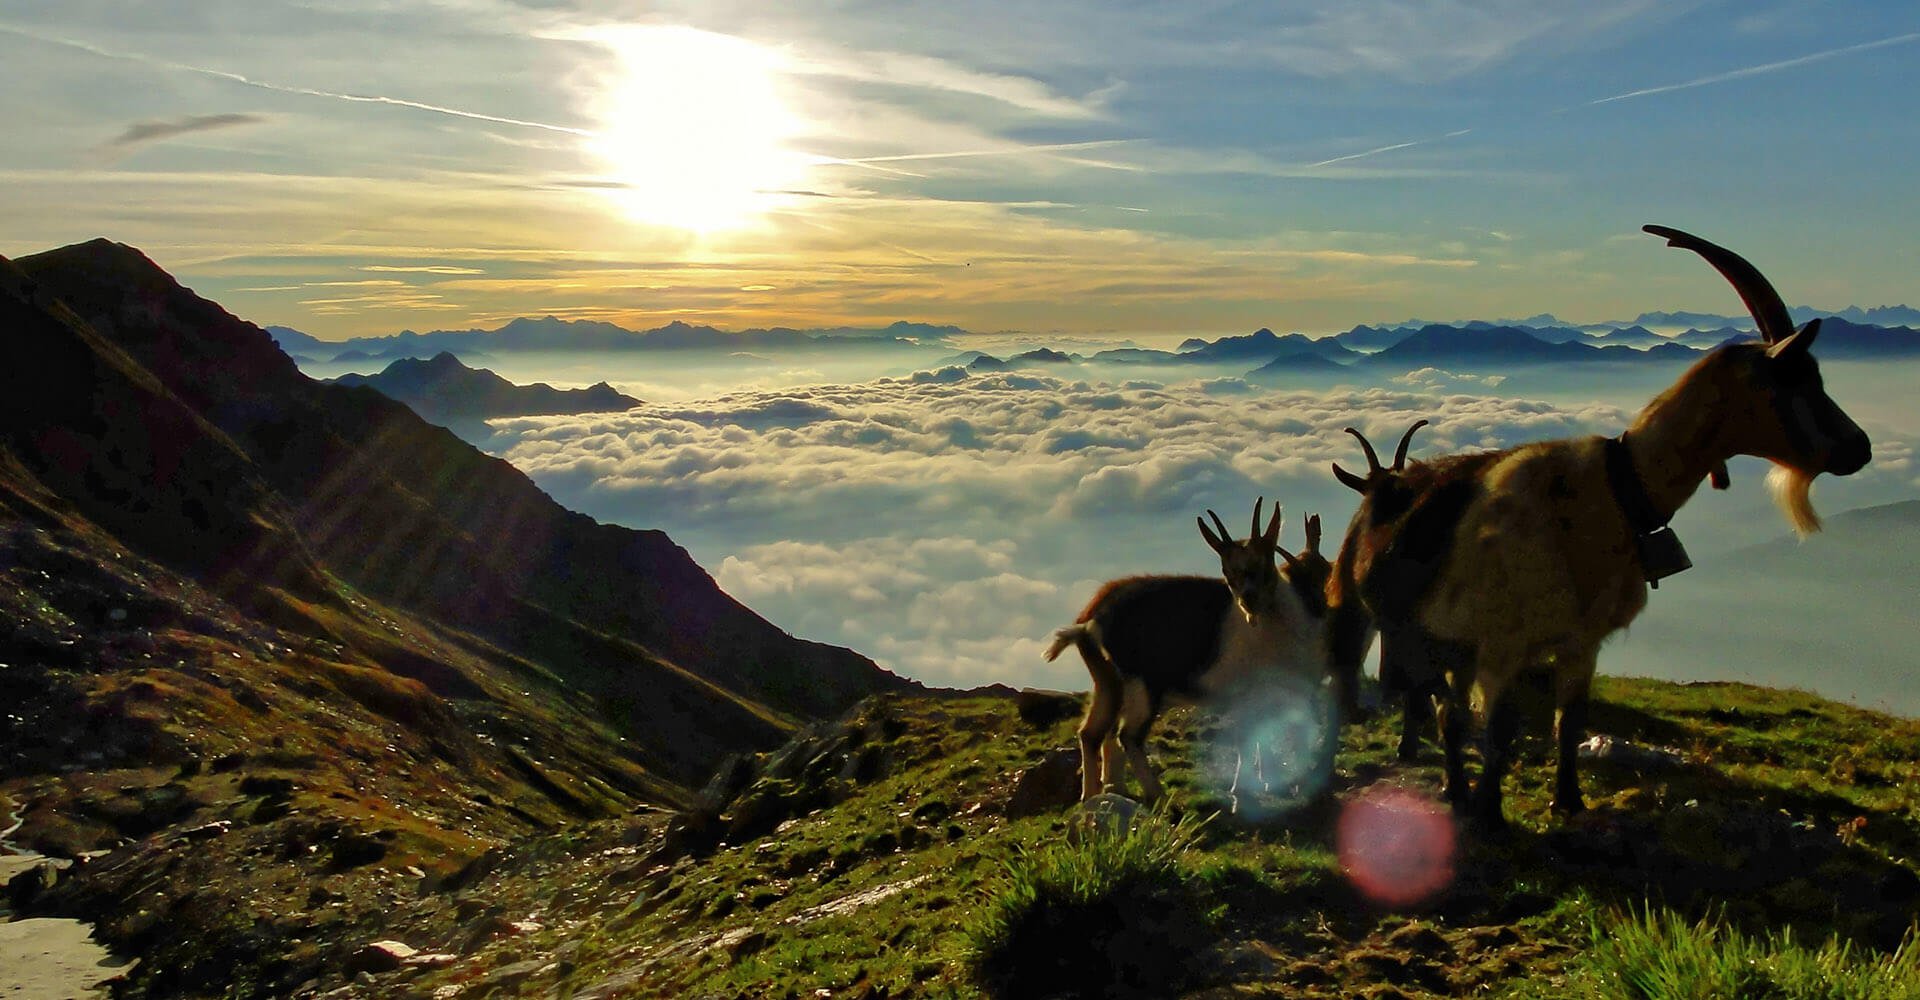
[581,26,812,233]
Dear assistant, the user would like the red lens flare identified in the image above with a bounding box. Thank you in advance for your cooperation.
[1336,785,1456,908]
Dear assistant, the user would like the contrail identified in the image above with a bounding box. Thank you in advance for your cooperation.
[1310,129,1472,168]
[833,139,1135,164]
[1587,31,1920,106]
[0,23,596,137]
[1313,30,1919,169]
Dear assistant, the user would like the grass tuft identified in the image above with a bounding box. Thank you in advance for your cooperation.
[1561,905,1920,1000]
[967,805,1219,998]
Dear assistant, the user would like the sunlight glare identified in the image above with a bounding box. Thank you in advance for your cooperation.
[580,25,812,233]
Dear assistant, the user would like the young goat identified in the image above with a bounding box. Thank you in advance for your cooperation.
[1350,225,1870,829]
[1044,501,1330,809]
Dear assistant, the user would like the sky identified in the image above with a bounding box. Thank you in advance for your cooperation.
[3,0,1919,341]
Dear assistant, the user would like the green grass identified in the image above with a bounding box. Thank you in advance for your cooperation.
[967,803,1218,998]
[1551,906,1920,1000]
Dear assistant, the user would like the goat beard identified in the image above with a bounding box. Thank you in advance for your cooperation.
[1766,463,1822,536]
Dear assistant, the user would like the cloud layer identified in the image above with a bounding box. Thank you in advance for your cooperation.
[489,366,1919,693]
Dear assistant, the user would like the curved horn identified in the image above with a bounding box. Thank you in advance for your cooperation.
[1644,224,1794,345]
[1197,514,1226,554]
[1207,509,1232,546]
[1344,426,1383,474]
[1250,496,1265,539]
[1392,419,1430,471]
[1262,502,1283,547]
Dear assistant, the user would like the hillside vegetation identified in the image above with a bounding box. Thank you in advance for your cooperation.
[232,679,1920,1000]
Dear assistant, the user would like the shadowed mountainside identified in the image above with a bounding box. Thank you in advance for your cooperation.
[2,239,911,820]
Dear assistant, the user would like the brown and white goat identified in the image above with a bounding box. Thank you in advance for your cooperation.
[1351,225,1870,829]
[1044,501,1330,808]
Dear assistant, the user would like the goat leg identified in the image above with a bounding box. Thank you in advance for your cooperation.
[1469,693,1522,833]
[1438,672,1473,811]
[1551,675,1593,816]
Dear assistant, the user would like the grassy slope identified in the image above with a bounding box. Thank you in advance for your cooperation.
[310,678,1919,1000]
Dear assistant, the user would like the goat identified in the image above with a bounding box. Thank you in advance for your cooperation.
[1343,224,1870,830]
[1044,500,1330,810]
[1327,421,1498,761]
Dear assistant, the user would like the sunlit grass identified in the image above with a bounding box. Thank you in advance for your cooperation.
[1550,906,1920,1000]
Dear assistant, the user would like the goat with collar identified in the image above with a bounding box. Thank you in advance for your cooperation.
[1337,225,1870,831]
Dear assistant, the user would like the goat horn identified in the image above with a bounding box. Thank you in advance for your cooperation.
[1392,419,1430,471]
[1207,509,1232,546]
[1344,427,1383,474]
[1305,514,1322,553]
[1644,224,1794,345]
[1250,496,1264,539]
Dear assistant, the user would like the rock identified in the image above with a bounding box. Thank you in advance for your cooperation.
[478,959,549,991]
[180,820,232,841]
[1015,689,1084,728]
[404,951,458,969]
[1577,734,1686,771]
[712,927,769,961]
[1065,794,1140,844]
[440,847,510,894]
[330,831,389,868]
[838,743,890,784]
[725,787,795,844]
[1005,747,1083,819]
[5,858,66,909]
[347,940,419,974]
[695,753,756,815]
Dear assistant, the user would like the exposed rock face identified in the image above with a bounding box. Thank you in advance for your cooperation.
[1005,746,1084,818]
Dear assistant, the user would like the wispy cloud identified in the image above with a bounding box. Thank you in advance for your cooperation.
[0,23,595,137]
[1586,31,1920,107]
[100,112,268,153]
[357,264,486,275]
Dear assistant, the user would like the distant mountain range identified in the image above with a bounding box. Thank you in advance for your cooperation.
[271,317,961,364]
[332,352,641,427]
[276,303,1920,381]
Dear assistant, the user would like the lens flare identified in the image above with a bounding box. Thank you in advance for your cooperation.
[1202,673,1335,819]
[1336,785,1456,908]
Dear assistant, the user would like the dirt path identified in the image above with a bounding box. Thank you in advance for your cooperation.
[1,799,134,999]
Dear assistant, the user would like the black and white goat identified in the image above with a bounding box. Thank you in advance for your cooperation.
[1336,225,1871,829]
[1044,501,1330,808]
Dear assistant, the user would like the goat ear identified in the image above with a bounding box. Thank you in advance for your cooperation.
[1275,544,1300,569]
[1766,318,1821,359]
[1710,461,1731,490]
[1332,463,1368,494]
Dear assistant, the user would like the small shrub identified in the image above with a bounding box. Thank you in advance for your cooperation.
[1563,906,1920,1000]
[967,807,1218,998]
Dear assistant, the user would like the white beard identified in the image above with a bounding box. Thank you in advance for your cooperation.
[1766,464,1821,536]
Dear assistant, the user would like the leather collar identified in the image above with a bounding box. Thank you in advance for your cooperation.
[1604,433,1669,534]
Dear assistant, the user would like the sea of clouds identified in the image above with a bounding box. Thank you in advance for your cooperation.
[487,364,1918,700]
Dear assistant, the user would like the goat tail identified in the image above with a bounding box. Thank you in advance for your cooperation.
[1043,624,1088,662]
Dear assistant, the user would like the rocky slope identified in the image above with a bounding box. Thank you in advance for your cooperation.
[0,240,910,996]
